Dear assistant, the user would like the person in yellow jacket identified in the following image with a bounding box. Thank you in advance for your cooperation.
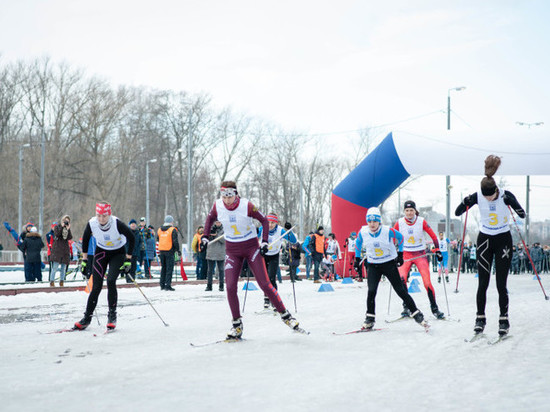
[157,215,180,291]
[191,226,206,279]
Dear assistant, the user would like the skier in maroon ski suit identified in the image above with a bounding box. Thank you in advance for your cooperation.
[203,181,302,340]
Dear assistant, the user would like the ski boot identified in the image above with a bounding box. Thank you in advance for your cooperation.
[474,315,486,334]
[431,306,445,319]
[362,314,375,330]
[226,318,243,341]
[205,285,212,291]
[74,312,93,330]
[498,316,510,336]
[411,310,425,324]
[281,310,300,330]
[445,276,450,283]
[401,304,411,318]
[107,309,117,330]
[263,297,270,309]
[437,276,441,283]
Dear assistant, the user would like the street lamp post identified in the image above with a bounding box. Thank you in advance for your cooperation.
[18,143,31,234]
[146,158,157,226]
[516,121,544,245]
[446,86,466,241]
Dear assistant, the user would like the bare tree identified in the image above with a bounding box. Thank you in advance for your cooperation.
[210,107,263,183]
[346,127,386,171]
[0,59,26,151]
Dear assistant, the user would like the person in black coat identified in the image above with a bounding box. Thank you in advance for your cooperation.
[286,241,302,282]
[21,227,44,282]
[127,219,143,283]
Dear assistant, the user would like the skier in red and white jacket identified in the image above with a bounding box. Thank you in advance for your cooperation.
[394,200,444,319]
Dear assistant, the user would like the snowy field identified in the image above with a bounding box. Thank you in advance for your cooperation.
[1,270,549,412]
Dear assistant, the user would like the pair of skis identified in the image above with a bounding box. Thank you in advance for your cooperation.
[386,314,460,323]
[44,326,116,336]
[332,328,385,335]
[464,332,512,345]
[334,318,431,335]
[190,338,246,347]
[383,315,431,332]
[333,323,429,335]
[254,308,278,316]
[190,326,310,347]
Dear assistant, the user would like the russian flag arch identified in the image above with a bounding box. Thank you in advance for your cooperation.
[331,130,550,251]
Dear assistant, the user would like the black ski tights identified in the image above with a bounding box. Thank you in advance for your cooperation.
[85,247,125,315]
[476,231,512,317]
[367,261,418,316]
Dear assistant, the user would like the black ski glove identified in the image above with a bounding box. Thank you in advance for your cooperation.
[120,258,132,274]
[435,250,443,262]
[284,222,292,230]
[260,241,269,257]
[463,194,475,207]
[395,251,404,267]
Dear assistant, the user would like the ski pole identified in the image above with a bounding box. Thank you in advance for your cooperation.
[455,206,469,293]
[440,261,451,316]
[242,265,251,313]
[342,241,348,279]
[94,309,101,325]
[267,226,296,248]
[403,253,434,263]
[127,273,170,326]
[387,285,392,315]
[508,205,549,300]
[289,246,297,312]
[291,278,297,312]
[208,233,225,245]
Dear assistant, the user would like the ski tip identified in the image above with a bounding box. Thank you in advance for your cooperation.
[488,335,512,345]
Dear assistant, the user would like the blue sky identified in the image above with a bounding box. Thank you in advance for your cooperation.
[1,0,549,221]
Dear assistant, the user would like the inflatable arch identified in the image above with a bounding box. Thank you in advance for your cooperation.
[331,130,550,268]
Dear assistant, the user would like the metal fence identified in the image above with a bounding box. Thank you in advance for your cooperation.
[0,250,49,263]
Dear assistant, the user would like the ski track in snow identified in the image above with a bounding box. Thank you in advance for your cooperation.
[1,271,549,411]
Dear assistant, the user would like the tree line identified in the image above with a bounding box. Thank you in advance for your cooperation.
[0,57,380,246]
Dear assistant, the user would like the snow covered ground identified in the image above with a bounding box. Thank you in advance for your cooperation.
[1,270,549,412]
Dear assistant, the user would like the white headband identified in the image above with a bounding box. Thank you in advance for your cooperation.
[221,187,237,197]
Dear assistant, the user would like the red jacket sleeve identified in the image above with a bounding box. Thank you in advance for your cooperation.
[422,220,440,249]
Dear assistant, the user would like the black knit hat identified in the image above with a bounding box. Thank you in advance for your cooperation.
[403,200,417,211]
